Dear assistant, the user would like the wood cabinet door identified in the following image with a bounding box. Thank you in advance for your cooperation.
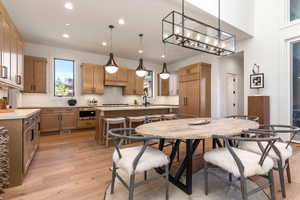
[2,19,10,81]
[135,75,144,95]
[33,58,47,93]
[10,31,18,84]
[81,63,94,94]
[61,113,77,130]
[123,69,135,95]
[23,56,34,92]
[0,14,3,80]
[93,65,104,94]
[16,40,24,88]
[186,80,200,116]
[40,114,60,132]
[178,81,187,115]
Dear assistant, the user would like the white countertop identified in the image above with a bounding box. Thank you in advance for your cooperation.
[0,109,40,120]
[96,105,179,111]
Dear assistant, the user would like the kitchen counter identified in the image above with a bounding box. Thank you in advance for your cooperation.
[96,105,179,111]
[0,109,40,120]
[19,105,179,109]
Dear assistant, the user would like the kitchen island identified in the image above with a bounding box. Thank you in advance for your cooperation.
[0,109,40,187]
[95,105,178,144]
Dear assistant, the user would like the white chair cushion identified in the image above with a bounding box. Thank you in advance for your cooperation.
[113,146,169,175]
[127,116,146,121]
[148,115,162,119]
[239,141,293,163]
[204,147,274,178]
[104,117,126,122]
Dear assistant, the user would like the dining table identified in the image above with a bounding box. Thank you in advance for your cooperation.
[135,117,259,195]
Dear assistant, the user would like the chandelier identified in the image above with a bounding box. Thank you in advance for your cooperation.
[162,0,235,56]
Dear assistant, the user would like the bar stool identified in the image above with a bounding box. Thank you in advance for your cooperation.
[103,117,126,147]
[162,113,177,120]
[145,114,162,123]
[127,116,146,143]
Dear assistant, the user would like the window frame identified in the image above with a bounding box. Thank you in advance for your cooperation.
[53,58,75,97]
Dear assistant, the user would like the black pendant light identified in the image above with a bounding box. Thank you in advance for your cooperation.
[160,42,170,79]
[104,25,119,74]
[136,34,147,77]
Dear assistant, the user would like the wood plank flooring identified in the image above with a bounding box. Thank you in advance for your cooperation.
[4,130,300,200]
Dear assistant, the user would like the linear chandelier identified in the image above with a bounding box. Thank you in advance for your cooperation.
[162,0,236,56]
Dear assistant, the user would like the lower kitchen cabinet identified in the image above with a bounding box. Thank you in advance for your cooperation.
[61,112,77,130]
[40,108,88,133]
[0,110,40,187]
[40,113,60,132]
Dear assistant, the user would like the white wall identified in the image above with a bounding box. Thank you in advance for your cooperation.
[169,52,244,118]
[20,43,177,107]
[236,0,282,124]
[186,0,254,36]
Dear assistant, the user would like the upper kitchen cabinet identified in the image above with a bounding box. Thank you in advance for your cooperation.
[157,72,179,96]
[123,69,144,95]
[178,63,211,117]
[81,63,104,95]
[23,56,47,93]
[0,2,24,90]
[104,66,128,86]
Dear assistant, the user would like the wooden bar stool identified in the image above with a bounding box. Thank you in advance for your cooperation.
[103,117,126,147]
[127,116,146,143]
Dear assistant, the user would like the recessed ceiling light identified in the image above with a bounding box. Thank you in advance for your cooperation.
[102,42,107,46]
[64,1,73,10]
[65,23,71,26]
[138,50,143,54]
[118,18,125,25]
[62,33,70,38]
[161,55,165,58]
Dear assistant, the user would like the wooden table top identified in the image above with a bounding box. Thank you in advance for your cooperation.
[135,118,259,140]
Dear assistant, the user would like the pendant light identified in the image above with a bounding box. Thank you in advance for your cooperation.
[160,42,170,80]
[104,25,119,74]
[136,34,147,77]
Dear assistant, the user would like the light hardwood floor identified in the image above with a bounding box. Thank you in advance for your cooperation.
[4,130,300,200]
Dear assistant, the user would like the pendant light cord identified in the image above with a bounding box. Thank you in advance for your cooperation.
[163,42,166,63]
[218,0,221,42]
[139,34,144,58]
[110,28,113,53]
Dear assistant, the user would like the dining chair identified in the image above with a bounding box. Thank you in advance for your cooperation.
[108,128,170,200]
[212,115,260,148]
[239,125,300,198]
[204,132,280,200]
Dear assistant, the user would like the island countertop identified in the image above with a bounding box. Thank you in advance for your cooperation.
[0,109,40,120]
[96,105,179,111]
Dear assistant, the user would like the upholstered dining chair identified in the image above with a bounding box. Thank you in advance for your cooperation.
[239,125,300,198]
[204,132,280,200]
[108,128,170,200]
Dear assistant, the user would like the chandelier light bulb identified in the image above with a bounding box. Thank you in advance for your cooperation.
[205,37,210,44]
[175,27,181,34]
[221,42,226,48]
[163,33,169,39]
[214,39,219,46]
[186,31,191,38]
[64,1,73,10]
[196,34,201,41]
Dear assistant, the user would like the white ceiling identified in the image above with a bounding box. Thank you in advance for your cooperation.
[2,0,250,64]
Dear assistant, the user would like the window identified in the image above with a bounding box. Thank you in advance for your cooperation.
[290,0,300,21]
[144,71,154,97]
[54,58,75,97]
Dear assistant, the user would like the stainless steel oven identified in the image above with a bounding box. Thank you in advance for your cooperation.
[79,109,96,120]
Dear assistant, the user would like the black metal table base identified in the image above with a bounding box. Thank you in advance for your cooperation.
[156,139,201,195]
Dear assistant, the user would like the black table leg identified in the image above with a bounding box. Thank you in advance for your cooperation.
[156,139,200,195]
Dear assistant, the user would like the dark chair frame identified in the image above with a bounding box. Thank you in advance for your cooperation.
[204,131,280,200]
[108,128,169,200]
[246,125,300,198]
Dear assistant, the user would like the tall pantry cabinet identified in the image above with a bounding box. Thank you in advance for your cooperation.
[178,62,211,117]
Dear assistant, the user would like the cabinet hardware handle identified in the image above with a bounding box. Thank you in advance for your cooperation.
[1,66,8,79]
[31,129,34,141]
[16,75,22,85]
[186,97,188,105]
